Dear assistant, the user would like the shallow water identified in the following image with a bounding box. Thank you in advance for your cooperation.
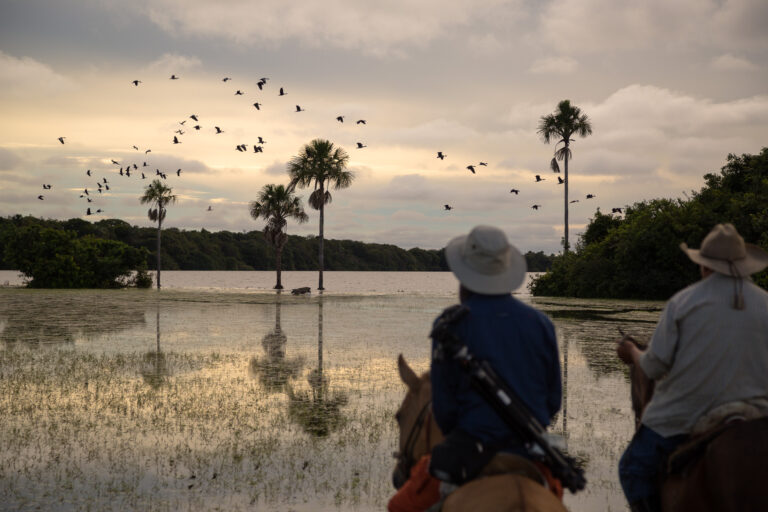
[0,271,662,511]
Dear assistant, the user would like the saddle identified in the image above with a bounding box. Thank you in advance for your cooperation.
[667,399,768,476]
[479,453,546,486]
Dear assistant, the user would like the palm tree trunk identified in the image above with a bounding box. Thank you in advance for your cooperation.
[318,186,325,291]
[275,244,284,289]
[156,214,162,289]
[563,146,570,254]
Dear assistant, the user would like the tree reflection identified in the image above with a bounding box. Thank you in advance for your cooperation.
[141,301,169,388]
[287,294,347,437]
[249,292,304,393]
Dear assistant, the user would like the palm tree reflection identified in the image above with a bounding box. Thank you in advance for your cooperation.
[249,292,304,392]
[287,294,347,437]
[141,301,168,388]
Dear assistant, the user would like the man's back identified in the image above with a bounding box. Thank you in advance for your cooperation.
[641,273,768,436]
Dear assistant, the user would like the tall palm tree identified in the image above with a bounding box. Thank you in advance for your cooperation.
[140,179,176,289]
[249,184,309,289]
[537,100,593,253]
[286,139,354,290]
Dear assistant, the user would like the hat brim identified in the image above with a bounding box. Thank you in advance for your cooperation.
[445,234,527,294]
[680,242,768,276]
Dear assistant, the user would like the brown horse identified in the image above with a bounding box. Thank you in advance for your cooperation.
[393,355,567,512]
[624,338,768,511]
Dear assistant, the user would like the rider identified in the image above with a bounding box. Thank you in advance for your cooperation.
[616,223,768,512]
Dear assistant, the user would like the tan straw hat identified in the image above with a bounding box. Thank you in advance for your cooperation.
[445,225,526,294]
[680,223,768,277]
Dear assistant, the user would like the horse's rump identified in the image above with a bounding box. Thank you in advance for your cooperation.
[443,474,567,512]
[663,416,768,512]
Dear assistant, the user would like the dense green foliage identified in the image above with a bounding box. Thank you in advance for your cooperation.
[2,224,150,288]
[0,216,554,274]
[531,149,768,299]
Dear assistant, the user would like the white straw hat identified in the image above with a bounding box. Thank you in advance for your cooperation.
[445,225,526,294]
[680,223,768,277]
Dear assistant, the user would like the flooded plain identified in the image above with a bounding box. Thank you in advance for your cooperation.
[0,271,663,511]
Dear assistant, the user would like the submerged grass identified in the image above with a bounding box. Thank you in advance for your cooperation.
[0,347,400,511]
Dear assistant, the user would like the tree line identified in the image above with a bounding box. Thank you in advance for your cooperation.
[530,149,768,299]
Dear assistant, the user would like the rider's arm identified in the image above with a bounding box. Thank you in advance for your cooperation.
[639,301,679,380]
[430,322,459,434]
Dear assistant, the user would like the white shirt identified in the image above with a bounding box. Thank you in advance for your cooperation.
[640,272,768,437]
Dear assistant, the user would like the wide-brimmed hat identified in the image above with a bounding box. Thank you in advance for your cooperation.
[680,223,768,277]
[445,225,526,294]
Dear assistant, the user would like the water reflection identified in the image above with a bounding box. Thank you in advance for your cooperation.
[0,291,146,345]
[248,292,304,392]
[287,294,348,437]
[141,302,169,388]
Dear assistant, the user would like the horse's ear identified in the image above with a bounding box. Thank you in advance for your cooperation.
[398,354,421,392]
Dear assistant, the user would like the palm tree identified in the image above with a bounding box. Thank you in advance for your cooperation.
[286,139,354,290]
[250,184,309,289]
[537,100,593,253]
[139,179,176,289]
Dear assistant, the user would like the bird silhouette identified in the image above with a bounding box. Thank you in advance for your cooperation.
[37,195,44,200]
[586,194,596,199]
[356,119,366,125]
[87,208,92,215]
[175,129,184,135]
[103,178,108,183]
[96,209,103,213]
[126,168,131,177]
[222,77,231,82]
[119,169,124,176]
[207,205,213,211]
[42,184,51,189]
[356,142,367,149]
[535,175,545,182]
[510,189,519,195]
[279,87,286,96]
[193,125,201,130]
[253,145,263,153]
[336,116,344,123]
[235,90,244,95]
[531,204,541,210]
[467,165,476,174]
[612,207,623,214]
[215,126,224,134]
[132,164,137,170]
[58,137,66,144]
[253,102,261,110]
[190,114,198,121]
[132,145,139,150]
[478,162,488,166]
[143,161,148,167]
[173,136,181,144]
[236,144,245,152]
[145,149,151,154]
[141,173,146,179]
[86,169,91,176]
[83,188,89,196]
[257,136,266,144]
[444,204,453,211]
[179,120,186,125]
[176,169,181,176]
[131,80,142,86]
[295,105,305,112]
[105,184,109,190]
[570,199,578,203]
[437,152,446,160]
[257,81,264,91]
[557,176,564,184]
[111,159,119,165]
[170,75,179,80]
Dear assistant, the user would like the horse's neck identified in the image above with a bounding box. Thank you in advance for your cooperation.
[426,411,444,453]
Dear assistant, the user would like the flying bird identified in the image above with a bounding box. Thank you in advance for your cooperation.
[175,129,184,135]
[257,136,266,144]
[83,188,89,196]
[173,136,181,144]
[170,75,179,80]
[86,208,92,215]
[586,194,596,199]
[132,145,139,150]
[535,175,545,182]
[111,159,119,165]
[176,169,181,176]
[37,195,44,200]
[531,204,541,210]
[145,149,151,154]
[253,145,263,153]
[86,169,91,176]
[235,90,244,96]
[131,80,142,86]
[295,105,305,112]
[437,152,446,160]
[103,178,108,183]
[279,87,286,96]
[467,165,476,174]
[193,125,201,130]
[510,189,519,195]
[356,142,367,149]
[43,183,51,189]
[141,173,146,179]
[253,103,261,110]
[207,206,213,211]
[190,114,198,121]
[558,176,564,184]
[444,204,453,211]
[356,119,366,125]
[58,137,66,144]
[612,207,623,214]
[222,77,231,82]
[336,116,344,123]
[179,120,186,125]
[478,162,488,166]
[215,126,224,134]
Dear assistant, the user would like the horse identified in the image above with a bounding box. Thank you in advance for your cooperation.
[624,337,768,511]
[393,354,567,512]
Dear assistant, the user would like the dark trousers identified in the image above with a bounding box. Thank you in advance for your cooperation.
[619,425,687,509]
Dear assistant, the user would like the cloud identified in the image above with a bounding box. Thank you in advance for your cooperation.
[143,53,202,75]
[528,56,577,75]
[710,53,758,71]
[0,51,76,97]
[0,148,22,171]
[263,160,288,177]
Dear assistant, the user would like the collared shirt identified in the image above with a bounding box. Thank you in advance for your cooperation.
[430,294,561,448]
[640,272,768,437]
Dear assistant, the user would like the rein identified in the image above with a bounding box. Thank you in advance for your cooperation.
[394,399,433,479]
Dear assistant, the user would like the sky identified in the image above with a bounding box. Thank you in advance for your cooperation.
[1,0,767,253]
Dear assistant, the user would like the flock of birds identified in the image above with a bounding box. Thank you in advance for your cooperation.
[42,72,624,222]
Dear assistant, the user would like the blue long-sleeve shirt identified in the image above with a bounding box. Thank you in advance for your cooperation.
[430,294,561,449]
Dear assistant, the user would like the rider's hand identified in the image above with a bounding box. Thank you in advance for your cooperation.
[616,337,640,365]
